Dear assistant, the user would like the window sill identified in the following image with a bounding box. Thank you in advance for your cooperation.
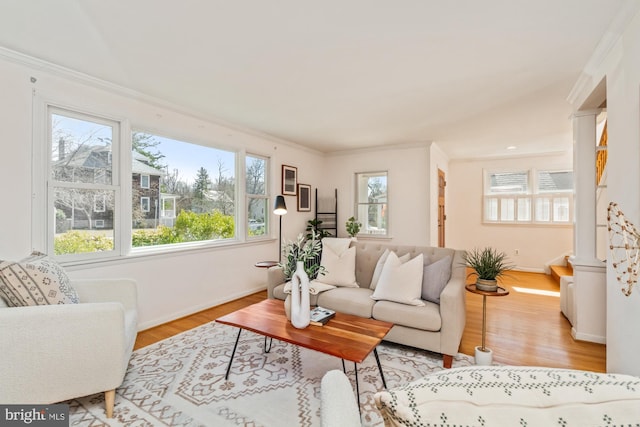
[61,237,276,271]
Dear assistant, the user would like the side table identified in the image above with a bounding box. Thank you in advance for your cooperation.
[465,283,509,365]
[255,261,279,268]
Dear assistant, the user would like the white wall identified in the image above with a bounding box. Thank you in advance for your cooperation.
[0,52,324,330]
[324,144,432,246]
[446,146,574,271]
[571,8,640,375]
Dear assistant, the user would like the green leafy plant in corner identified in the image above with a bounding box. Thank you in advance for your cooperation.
[305,219,332,240]
[462,247,514,281]
[345,216,362,237]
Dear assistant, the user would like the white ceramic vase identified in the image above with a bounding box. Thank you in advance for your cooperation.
[289,261,311,329]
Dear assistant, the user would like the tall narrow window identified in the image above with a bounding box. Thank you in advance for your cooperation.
[246,155,268,237]
[49,108,118,257]
[355,171,388,236]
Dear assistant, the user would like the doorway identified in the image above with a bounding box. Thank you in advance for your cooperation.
[438,169,446,247]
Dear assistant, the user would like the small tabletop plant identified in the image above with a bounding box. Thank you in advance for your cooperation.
[345,216,362,238]
[462,247,514,291]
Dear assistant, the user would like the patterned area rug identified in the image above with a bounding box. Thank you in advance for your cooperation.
[67,322,476,426]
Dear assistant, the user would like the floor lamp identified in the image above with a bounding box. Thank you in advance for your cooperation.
[274,195,288,262]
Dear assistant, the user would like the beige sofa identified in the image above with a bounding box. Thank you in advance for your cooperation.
[267,241,466,368]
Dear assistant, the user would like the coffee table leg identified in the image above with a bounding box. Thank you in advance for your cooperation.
[225,328,242,380]
[354,362,361,416]
[264,336,273,353]
[373,348,387,389]
[341,359,346,373]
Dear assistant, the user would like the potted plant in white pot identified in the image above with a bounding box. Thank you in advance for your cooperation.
[462,247,514,292]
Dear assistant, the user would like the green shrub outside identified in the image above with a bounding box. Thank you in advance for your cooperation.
[55,211,236,254]
[54,230,114,255]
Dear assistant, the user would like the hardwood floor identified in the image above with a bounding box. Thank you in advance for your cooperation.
[134,270,606,372]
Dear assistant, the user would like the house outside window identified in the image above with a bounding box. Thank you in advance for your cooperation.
[49,108,117,257]
[355,171,388,236]
[483,169,573,224]
[40,105,268,261]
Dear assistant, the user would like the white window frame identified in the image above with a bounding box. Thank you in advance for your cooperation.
[33,99,271,264]
[140,196,150,212]
[140,174,150,189]
[483,169,573,225]
[245,153,270,239]
[354,171,389,237]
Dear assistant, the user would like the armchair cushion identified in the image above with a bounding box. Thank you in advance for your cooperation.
[0,252,79,306]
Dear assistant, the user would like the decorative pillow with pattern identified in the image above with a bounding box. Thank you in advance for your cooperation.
[0,252,79,306]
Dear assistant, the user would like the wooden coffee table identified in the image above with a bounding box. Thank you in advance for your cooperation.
[216,299,393,408]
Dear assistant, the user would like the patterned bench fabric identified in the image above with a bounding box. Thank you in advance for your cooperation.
[374,366,640,426]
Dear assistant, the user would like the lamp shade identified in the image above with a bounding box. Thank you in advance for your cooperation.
[273,195,287,215]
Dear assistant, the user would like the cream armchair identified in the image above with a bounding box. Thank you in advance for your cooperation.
[0,278,138,418]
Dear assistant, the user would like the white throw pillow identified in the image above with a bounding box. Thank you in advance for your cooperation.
[320,245,358,287]
[371,252,425,306]
[321,238,353,256]
[0,251,79,306]
[370,250,411,290]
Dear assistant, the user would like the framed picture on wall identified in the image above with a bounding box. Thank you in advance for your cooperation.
[282,165,297,196]
[297,184,311,212]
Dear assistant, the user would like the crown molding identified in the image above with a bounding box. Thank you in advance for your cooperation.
[0,46,322,156]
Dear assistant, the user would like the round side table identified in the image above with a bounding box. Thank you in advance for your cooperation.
[465,283,509,365]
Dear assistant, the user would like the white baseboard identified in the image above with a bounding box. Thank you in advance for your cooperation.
[137,285,267,331]
[571,327,606,344]
[513,266,546,274]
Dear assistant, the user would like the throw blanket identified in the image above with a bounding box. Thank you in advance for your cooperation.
[283,279,336,295]
[374,366,640,426]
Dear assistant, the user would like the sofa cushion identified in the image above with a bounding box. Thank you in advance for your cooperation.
[369,250,411,290]
[0,252,79,306]
[371,252,425,306]
[372,300,442,331]
[421,255,452,304]
[319,245,357,287]
[317,287,375,318]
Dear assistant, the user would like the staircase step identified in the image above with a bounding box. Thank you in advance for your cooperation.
[550,264,573,284]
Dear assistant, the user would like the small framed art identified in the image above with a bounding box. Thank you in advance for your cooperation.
[282,165,297,196]
[297,184,311,212]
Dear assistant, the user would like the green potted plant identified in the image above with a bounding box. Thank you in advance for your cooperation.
[462,247,514,292]
[305,219,332,241]
[345,216,362,238]
[279,229,326,280]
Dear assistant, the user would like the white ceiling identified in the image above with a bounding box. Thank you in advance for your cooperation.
[0,1,631,158]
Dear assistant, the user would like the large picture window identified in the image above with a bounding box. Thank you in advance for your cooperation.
[483,169,573,225]
[355,171,388,236]
[43,105,269,261]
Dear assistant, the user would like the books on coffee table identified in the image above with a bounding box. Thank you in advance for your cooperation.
[309,306,336,326]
